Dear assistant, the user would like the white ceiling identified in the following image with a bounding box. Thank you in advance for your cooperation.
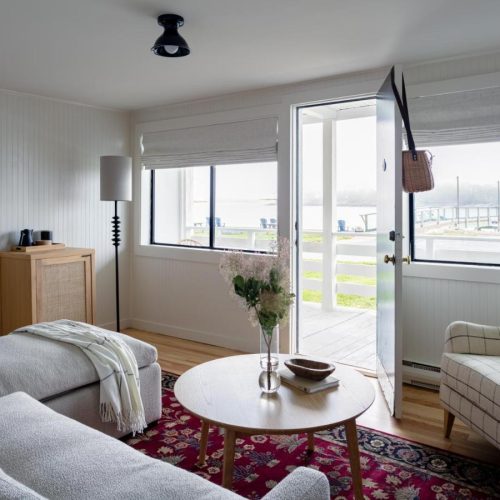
[2,0,500,110]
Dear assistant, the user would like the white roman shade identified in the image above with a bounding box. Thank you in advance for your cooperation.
[141,117,278,169]
[406,86,500,147]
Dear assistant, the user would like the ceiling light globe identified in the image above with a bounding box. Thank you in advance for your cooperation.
[165,45,179,55]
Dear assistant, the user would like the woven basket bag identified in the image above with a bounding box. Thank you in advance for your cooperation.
[393,73,434,193]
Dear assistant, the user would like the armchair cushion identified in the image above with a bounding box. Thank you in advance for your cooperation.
[441,321,500,449]
[444,321,500,355]
[441,353,500,422]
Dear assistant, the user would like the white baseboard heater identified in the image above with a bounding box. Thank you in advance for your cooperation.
[402,360,441,391]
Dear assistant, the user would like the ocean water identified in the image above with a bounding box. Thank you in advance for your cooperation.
[194,201,376,231]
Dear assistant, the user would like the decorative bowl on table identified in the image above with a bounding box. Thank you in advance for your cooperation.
[284,358,335,381]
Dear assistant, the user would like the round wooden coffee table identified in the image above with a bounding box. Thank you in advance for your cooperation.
[174,354,375,499]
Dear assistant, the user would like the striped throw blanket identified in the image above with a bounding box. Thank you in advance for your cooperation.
[14,320,146,435]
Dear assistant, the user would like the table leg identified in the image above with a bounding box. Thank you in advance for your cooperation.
[444,410,455,438]
[307,432,315,454]
[222,428,237,489]
[345,419,363,500]
[197,420,210,466]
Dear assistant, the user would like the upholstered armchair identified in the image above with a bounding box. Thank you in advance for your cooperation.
[440,321,500,449]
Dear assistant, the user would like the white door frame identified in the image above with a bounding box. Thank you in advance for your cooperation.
[281,69,390,354]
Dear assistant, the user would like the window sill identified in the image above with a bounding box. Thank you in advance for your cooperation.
[403,260,500,284]
[135,244,225,264]
[134,243,274,264]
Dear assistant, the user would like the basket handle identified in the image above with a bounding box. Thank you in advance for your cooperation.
[390,68,417,160]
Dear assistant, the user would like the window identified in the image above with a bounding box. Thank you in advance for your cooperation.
[151,162,278,252]
[411,141,500,266]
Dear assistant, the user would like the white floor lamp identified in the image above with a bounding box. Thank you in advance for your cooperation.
[100,156,132,332]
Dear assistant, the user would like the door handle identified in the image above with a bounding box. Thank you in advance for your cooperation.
[402,255,411,265]
[384,254,395,265]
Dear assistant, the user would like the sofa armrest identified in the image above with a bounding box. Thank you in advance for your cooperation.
[0,467,47,500]
[262,467,330,500]
[445,321,500,355]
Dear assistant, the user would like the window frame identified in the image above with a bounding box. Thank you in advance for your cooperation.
[409,192,500,268]
[149,166,276,254]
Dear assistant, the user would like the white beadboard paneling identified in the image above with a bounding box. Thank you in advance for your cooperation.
[131,255,259,353]
[0,89,131,327]
[403,273,500,367]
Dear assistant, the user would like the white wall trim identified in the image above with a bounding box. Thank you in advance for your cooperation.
[404,262,500,284]
[130,318,254,353]
[99,319,132,331]
[0,86,126,113]
[406,71,500,98]
[135,244,225,264]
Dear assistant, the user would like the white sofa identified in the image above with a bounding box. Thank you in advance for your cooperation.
[0,392,330,500]
[0,328,162,437]
[440,321,500,449]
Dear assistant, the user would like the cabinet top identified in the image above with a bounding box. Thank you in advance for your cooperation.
[0,247,95,260]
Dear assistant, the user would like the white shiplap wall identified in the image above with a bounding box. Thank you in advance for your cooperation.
[131,254,259,352]
[403,267,500,367]
[0,89,131,327]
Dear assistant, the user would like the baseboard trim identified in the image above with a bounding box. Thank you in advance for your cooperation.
[99,319,132,331]
[130,318,255,353]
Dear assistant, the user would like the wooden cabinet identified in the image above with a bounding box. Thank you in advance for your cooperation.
[0,248,95,335]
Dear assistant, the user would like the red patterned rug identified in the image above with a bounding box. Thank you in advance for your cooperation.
[125,373,500,499]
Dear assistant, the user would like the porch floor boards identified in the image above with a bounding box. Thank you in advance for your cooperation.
[300,303,376,372]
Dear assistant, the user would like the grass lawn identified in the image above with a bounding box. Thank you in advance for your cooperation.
[303,262,376,309]
[192,229,277,241]
[304,271,376,286]
[302,290,376,309]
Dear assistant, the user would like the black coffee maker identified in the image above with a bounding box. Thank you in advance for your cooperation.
[18,229,34,246]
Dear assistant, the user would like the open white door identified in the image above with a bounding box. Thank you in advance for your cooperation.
[376,67,404,418]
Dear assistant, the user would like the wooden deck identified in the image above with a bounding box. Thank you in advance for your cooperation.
[300,303,376,372]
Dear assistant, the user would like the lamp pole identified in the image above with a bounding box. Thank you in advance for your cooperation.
[112,200,121,332]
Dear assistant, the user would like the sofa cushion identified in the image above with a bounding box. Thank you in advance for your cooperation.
[441,352,500,421]
[0,392,241,500]
[0,329,157,401]
[0,467,46,500]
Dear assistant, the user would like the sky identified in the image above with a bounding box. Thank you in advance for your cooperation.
[192,162,277,202]
[302,114,376,204]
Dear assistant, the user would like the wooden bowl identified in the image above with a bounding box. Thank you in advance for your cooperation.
[284,358,335,381]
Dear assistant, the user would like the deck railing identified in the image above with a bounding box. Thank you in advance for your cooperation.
[415,206,500,230]
[183,224,500,309]
[302,231,376,310]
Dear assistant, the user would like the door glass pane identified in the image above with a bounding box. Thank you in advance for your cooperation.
[153,166,210,246]
[214,162,278,251]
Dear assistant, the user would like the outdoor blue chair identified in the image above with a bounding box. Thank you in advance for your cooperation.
[206,217,223,227]
[269,218,277,228]
[260,218,268,229]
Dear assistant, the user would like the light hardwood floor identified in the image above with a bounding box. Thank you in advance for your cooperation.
[125,328,500,465]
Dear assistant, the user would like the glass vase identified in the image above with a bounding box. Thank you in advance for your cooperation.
[259,325,280,393]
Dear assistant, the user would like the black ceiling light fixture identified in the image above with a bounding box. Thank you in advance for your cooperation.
[152,14,190,58]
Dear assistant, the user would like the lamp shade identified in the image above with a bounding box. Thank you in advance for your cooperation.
[100,156,132,201]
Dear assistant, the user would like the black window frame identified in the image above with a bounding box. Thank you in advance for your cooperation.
[150,165,277,254]
[409,192,500,268]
